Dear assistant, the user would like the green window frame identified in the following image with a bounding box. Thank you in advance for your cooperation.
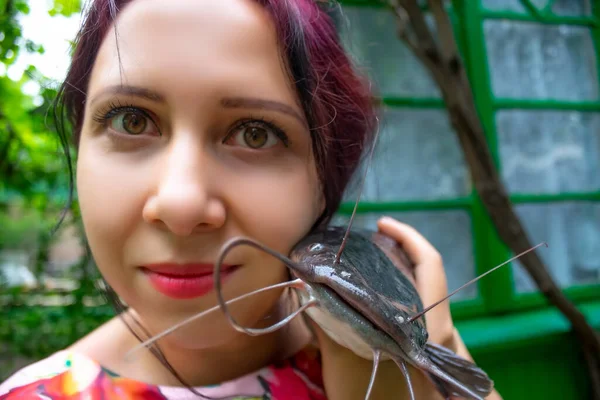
[334,0,600,322]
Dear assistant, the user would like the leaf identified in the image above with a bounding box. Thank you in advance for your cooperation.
[14,0,29,14]
[25,39,44,54]
[49,0,81,17]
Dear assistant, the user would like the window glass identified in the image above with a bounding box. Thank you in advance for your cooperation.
[551,0,592,16]
[496,111,600,194]
[512,202,600,292]
[344,108,470,202]
[482,0,592,16]
[482,0,526,12]
[484,21,598,100]
[338,7,441,98]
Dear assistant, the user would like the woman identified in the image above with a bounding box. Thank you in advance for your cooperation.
[0,0,500,398]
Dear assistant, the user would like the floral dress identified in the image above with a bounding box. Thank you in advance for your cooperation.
[0,347,327,399]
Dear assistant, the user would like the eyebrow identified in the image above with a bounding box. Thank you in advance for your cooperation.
[89,86,306,126]
[221,97,307,126]
[90,85,166,105]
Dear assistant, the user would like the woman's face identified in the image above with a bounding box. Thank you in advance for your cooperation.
[76,0,323,349]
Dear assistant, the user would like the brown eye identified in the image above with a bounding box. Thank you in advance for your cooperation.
[105,109,156,136]
[225,121,283,149]
[243,126,269,148]
[121,112,147,135]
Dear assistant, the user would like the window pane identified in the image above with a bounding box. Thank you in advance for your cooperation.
[481,0,591,16]
[332,210,477,300]
[496,111,600,194]
[338,6,441,98]
[344,109,470,202]
[551,0,592,16]
[512,202,600,293]
[530,0,551,9]
[482,0,526,12]
[484,21,598,101]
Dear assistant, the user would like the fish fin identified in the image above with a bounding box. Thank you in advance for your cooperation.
[422,342,493,400]
[427,374,452,400]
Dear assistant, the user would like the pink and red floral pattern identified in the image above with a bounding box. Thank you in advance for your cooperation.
[0,347,326,400]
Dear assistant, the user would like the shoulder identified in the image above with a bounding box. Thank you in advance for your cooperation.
[0,316,124,397]
[1,325,326,400]
[67,315,125,358]
[0,346,326,400]
[0,350,73,395]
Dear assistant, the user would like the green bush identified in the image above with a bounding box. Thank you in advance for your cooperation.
[0,209,44,250]
[0,303,114,380]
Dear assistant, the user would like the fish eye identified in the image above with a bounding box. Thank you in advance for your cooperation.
[308,243,323,252]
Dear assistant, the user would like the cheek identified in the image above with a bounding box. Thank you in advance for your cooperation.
[75,140,150,279]
[232,157,323,254]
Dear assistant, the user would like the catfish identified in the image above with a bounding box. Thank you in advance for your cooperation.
[291,226,492,400]
[201,228,544,400]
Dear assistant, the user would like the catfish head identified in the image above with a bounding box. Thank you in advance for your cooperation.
[290,226,429,352]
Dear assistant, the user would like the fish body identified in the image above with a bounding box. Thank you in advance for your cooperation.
[298,282,404,361]
[290,226,493,399]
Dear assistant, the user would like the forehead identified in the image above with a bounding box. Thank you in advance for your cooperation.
[88,0,297,106]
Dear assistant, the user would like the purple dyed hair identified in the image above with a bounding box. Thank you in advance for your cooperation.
[56,0,377,228]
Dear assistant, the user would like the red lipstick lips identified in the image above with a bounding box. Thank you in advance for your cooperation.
[141,263,238,299]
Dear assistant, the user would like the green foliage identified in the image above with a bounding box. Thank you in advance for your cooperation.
[49,0,81,17]
[0,0,108,378]
[0,72,72,208]
[0,0,76,209]
[0,304,114,379]
[0,243,113,380]
[0,0,29,66]
[0,208,43,249]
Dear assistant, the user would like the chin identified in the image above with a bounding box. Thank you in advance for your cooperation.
[120,266,289,349]
[128,293,277,349]
[148,308,269,352]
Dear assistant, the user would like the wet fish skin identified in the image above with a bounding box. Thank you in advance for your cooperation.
[290,226,493,399]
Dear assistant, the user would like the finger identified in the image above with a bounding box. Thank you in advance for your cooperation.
[376,217,441,267]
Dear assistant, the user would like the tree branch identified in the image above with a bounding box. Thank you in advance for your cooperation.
[395,0,439,61]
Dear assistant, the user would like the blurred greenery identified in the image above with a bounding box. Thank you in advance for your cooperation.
[0,208,42,249]
[0,0,113,380]
[48,0,81,17]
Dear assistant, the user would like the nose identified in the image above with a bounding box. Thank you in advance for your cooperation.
[142,136,226,236]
